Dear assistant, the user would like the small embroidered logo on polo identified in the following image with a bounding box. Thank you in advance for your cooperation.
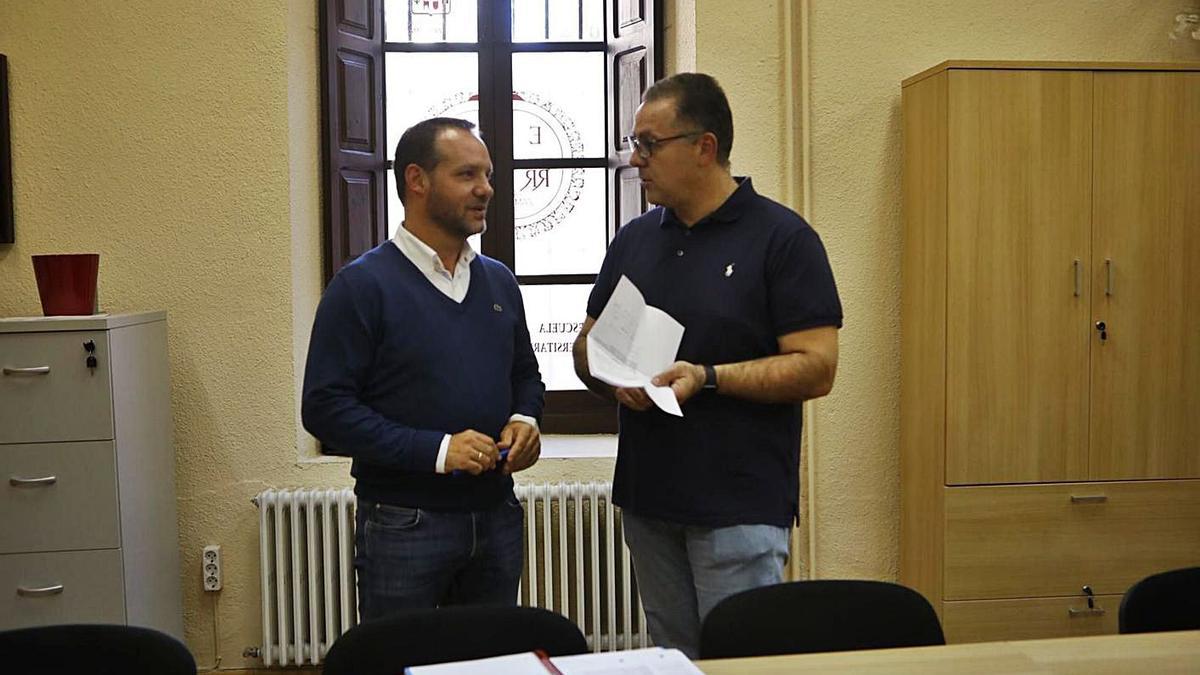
[724,263,735,277]
[493,303,503,312]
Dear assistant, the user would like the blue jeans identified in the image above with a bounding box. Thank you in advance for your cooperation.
[622,511,789,658]
[354,496,524,620]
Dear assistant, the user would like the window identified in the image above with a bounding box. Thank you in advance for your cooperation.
[320,0,661,432]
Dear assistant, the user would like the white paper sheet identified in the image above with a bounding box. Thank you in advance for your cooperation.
[553,647,705,675]
[404,648,705,675]
[586,276,685,416]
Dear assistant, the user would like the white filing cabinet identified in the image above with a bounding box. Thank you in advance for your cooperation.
[0,311,182,638]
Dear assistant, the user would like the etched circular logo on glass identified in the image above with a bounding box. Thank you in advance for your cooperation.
[430,91,584,240]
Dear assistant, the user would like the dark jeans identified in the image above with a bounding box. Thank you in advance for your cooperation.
[354,495,524,620]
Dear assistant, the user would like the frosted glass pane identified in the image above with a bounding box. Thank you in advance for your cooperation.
[512,52,604,159]
[521,284,592,391]
[514,168,605,275]
[511,0,545,42]
[385,0,478,43]
[385,53,478,237]
[513,0,602,42]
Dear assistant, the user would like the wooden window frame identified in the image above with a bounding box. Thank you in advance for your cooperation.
[320,0,661,434]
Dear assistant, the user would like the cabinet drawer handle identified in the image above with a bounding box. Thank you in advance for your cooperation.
[10,476,58,487]
[1068,606,1106,618]
[2,366,51,376]
[17,584,64,597]
[1070,494,1108,504]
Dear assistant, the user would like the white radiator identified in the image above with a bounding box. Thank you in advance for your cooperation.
[253,488,357,667]
[252,481,647,667]
[516,482,648,653]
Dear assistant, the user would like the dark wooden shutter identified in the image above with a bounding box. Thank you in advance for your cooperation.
[606,0,659,240]
[320,0,386,283]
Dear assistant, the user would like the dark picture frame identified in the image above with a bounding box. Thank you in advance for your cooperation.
[0,54,13,243]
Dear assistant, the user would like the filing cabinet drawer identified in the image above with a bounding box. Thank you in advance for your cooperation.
[943,594,1120,644]
[945,480,1200,600]
[0,549,126,630]
[0,331,114,443]
[0,441,119,554]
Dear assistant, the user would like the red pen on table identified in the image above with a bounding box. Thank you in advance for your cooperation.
[534,649,564,675]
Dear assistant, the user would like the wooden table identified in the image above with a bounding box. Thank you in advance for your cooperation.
[696,630,1200,674]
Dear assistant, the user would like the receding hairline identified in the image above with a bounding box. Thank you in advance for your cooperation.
[419,125,488,171]
[633,95,687,134]
[425,126,491,173]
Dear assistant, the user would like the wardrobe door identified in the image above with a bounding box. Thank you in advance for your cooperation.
[945,70,1092,485]
[1090,72,1200,480]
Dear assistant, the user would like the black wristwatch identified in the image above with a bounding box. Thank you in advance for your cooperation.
[702,364,718,391]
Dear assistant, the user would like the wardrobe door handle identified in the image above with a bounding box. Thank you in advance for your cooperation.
[2,366,51,376]
[1073,259,1081,297]
[1105,258,1113,296]
[17,584,64,597]
[10,476,58,487]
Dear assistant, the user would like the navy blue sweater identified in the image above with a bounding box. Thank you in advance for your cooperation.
[302,243,544,510]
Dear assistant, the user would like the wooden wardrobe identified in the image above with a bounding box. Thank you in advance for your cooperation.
[900,61,1200,643]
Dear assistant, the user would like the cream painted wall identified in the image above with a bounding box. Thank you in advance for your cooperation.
[693,0,802,205]
[0,0,1195,671]
[663,0,697,74]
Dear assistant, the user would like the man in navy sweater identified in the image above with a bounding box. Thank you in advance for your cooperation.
[303,118,545,618]
[572,74,842,657]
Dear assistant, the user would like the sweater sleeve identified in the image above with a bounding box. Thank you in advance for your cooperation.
[301,272,443,471]
[506,275,546,422]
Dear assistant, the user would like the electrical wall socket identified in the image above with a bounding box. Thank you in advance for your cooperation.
[202,545,222,592]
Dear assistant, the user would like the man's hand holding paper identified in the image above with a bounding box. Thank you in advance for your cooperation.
[585,276,686,416]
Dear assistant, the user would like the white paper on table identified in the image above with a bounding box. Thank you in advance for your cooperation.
[403,647,705,675]
[552,647,705,674]
[586,276,685,417]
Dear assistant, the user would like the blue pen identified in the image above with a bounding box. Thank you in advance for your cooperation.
[452,448,509,477]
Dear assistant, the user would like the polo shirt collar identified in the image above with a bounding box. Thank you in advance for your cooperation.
[659,176,756,229]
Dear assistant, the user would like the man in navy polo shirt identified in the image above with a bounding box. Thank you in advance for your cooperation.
[303,118,545,619]
[572,73,842,657]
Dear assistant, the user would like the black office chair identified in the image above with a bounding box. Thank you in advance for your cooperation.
[322,605,588,674]
[0,623,196,675]
[699,580,945,659]
[1119,566,1200,634]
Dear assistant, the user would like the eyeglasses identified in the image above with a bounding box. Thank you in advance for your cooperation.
[625,130,705,159]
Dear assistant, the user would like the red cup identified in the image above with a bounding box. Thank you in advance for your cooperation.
[31,253,100,316]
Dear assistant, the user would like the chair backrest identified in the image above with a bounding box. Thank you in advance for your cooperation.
[322,605,588,675]
[699,580,945,659]
[0,623,196,675]
[1119,566,1200,634]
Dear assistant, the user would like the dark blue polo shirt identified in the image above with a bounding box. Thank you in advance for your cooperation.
[587,178,842,528]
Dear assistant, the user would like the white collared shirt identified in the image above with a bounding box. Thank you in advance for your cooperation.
[392,221,477,303]
[392,224,539,473]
